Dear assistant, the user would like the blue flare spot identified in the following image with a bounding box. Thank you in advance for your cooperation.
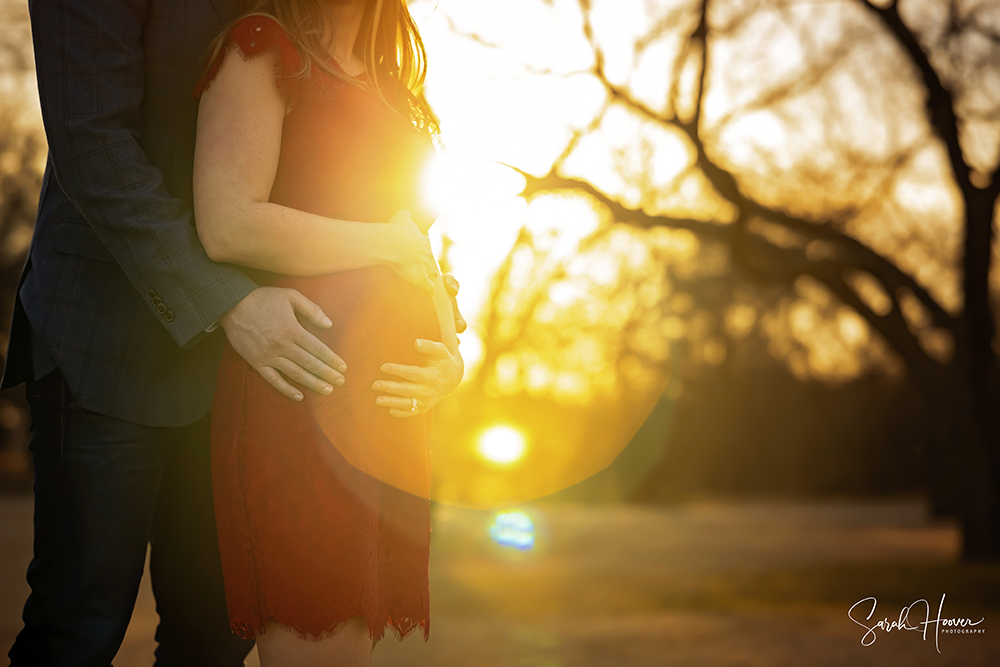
[490,511,535,550]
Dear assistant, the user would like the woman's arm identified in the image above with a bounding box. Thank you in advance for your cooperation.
[193,43,435,291]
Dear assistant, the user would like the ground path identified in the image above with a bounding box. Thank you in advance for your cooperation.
[1,497,996,666]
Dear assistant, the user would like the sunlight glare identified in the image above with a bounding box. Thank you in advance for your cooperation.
[421,150,527,216]
[478,425,527,465]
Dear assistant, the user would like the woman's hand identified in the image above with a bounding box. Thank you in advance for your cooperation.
[372,338,464,417]
[384,209,439,297]
[442,274,467,334]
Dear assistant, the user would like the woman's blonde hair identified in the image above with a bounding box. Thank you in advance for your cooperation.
[202,0,439,136]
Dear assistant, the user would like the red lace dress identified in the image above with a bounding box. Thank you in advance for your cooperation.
[195,16,439,643]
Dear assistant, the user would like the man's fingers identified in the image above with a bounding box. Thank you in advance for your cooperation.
[293,328,348,374]
[286,344,345,387]
[379,363,428,383]
[258,366,304,402]
[273,357,335,396]
[287,289,333,329]
[442,274,459,297]
[415,338,450,358]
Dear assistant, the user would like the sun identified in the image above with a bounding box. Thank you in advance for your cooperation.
[419,150,527,218]
[478,425,527,465]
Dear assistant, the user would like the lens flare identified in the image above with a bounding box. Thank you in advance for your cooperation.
[489,510,535,550]
[478,425,527,465]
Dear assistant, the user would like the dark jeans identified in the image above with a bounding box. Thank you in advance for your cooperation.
[8,370,254,667]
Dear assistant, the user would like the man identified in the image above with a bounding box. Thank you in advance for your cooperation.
[2,1,466,665]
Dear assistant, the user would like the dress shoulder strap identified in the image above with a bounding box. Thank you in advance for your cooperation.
[194,15,304,101]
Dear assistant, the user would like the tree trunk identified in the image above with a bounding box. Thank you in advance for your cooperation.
[954,397,1000,560]
[953,184,1000,560]
[924,372,1000,560]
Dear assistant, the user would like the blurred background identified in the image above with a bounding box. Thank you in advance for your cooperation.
[2,0,1000,664]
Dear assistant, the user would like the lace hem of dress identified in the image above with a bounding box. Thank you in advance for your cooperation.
[232,613,430,644]
[226,352,431,646]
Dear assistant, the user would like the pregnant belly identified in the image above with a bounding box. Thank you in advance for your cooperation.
[244,264,441,497]
[265,265,441,363]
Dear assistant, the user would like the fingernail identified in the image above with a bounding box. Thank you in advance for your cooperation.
[335,378,344,386]
[371,382,379,390]
[380,364,389,372]
[323,317,333,327]
[376,397,385,406]
[323,385,333,395]
[294,393,303,401]
[339,364,347,373]
[415,339,423,349]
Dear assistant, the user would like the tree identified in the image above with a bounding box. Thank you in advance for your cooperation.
[437,0,1000,558]
[0,0,45,486]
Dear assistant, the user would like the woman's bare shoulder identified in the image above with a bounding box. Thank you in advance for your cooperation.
[195,14,302,104]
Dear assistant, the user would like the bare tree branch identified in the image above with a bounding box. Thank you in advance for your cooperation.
[855,0,972,190]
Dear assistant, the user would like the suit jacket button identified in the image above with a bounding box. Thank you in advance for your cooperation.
[164,311,175,322]
[152,296,162,306]
[157,303,167,314]
[146,289,157,299]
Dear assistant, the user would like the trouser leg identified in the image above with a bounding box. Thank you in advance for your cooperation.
[150,410,254,667]
[8,371,168,667]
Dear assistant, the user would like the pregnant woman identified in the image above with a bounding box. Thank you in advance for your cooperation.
[192,0,462,665]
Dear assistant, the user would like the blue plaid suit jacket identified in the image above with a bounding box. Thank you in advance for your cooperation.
[1,0,258,426]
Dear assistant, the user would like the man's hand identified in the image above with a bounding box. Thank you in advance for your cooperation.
[442,274,467,334]
[372,339,464,417]
[219,287,347,401]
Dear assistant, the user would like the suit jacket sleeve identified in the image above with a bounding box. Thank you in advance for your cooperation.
[29,0,257,349]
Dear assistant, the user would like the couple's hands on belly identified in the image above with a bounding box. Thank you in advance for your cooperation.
[372,339,464,417]
[219,287,348,402]
[218,210,467,405]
